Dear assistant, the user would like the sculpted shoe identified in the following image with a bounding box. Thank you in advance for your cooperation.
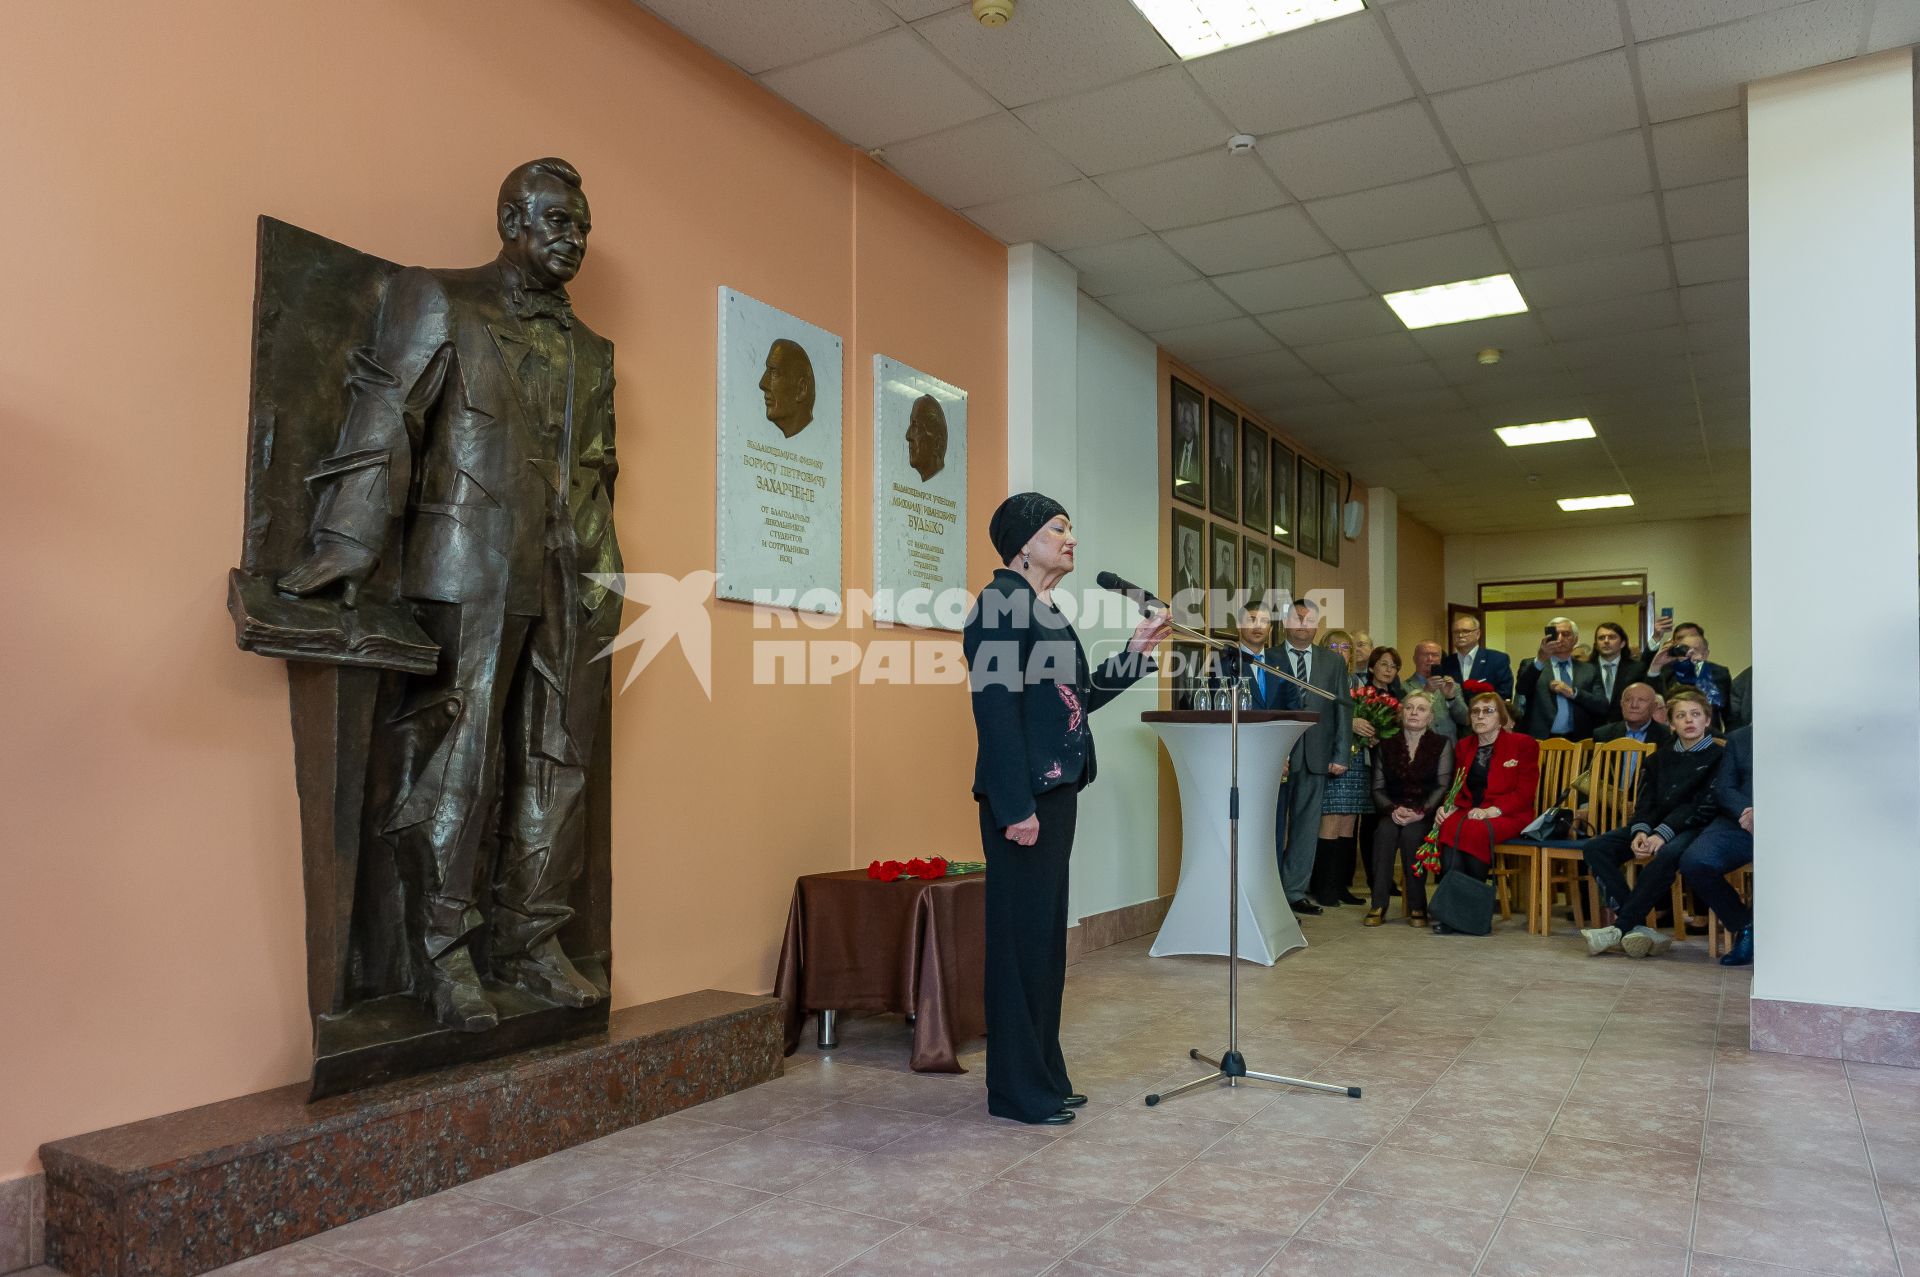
[1061,1094,1087,1107]
[1720,927,1754,967]
[425,947,498,1032]
[499,936,605,1008]
[1582,926,1623,956]
[1621,926,1673,959]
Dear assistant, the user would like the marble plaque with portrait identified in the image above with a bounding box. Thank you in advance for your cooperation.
[872,355,966,627]
[716,287,844,611]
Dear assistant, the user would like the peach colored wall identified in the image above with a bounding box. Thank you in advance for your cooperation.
[0,0,1006,1179]
[1152,353,1370,894]
[1395,511,1448,650]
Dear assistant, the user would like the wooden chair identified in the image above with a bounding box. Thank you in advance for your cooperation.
[1540,739,1654,935]
[1493,738,1585,934]
[1707,865,1754,956]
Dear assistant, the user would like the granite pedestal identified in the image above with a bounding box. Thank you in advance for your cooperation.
[41,990,782,1277]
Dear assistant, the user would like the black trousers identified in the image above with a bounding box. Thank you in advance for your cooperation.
[1583,826,1700,932]
[1370,814,1435,912]
[980,786,1076,1123]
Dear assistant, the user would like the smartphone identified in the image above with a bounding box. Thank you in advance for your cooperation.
[1660,607,1674,621]
[1543,624,1557,638]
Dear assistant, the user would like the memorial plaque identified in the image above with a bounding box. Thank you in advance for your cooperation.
[716,287,844,611]
[872,355,966,627]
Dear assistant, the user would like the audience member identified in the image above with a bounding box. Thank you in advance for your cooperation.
[1351,632,1375,674]
[1404,640,1468,739]
[1427,692,1539,934]
[1730,666,1752,729]
[1648,622,1734,733]
[1591,682,1672,747]
[1579,690,1724,958]
[1515,616,1607,740]
[1323,628,1357,674]
[1587,621,1646,721]
[1367,689,1454,927]
[1272,600,1352,916]
[1440,613,1512,700]
[1313,646,1400,907]
[1679,724,1754,966]
[1213,604,1284,709]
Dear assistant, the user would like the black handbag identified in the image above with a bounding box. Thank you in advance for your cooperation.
[1429,865,1495,935]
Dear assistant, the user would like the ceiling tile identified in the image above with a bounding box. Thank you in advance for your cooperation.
[1382,0,1624,93]
[963,180,1146,252]
[1430,52,1642,164]
[879,112,1079,208]
[1260,102,1452,200]
[1015,67,1228,176]
[1098,278,1241,332]
[1330,362,1450,398]
[1303,171,1486,250]
[1868,0,1920,50]
[1688,317,1749,351]
[1469,130,1654,221]
[759,30,997,147]
[1257,297,1405,345]
[1244,377,1349,412]
[1293,331,1428,375]
[1160,206,1332,275]
[878,0,961,18]
[1412,312,1554,359]
[1636,0,1867,122]
[1650,108,1747,186]
[1097,149,1288,231]
[1673,232,1747,285]
[1186,12,1415,134]
[641,0,894,75]
[1153,316,1282,361]
[913,0,1173,108]
[1663,178,1748,240]
[1346,226,1509,292]
[1278,402,1376,432]
[1189,349,1314,389]
[1495,195,1664,269]
[1439,348,1572,391]
[1362,393,1474,422]
[1540,289,1684,340]
[1217,254,1373,312]
[1626,0,1807,41]
[1456,374,1589,409]
[1518,246,1674,308]
[1679,279,1748,322]
[1560,326,1693,366]
[1062,234,1198,296]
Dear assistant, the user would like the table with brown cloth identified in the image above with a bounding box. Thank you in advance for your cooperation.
[772,868,986,1073]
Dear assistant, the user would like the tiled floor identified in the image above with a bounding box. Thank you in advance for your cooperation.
[28,910,1920,1276]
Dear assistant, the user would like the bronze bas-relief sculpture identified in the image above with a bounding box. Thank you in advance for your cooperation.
[231,158,622,1096]
[759,337,815,438]
[905,394,947,483]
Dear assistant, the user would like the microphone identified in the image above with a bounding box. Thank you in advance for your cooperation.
[1095,571,1168,614]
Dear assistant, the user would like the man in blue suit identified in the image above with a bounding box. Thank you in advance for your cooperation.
[1212,604,1285,709]
[1680,725,1754,965]
[1439,613,1513,700]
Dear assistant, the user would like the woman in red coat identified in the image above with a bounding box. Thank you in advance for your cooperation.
[1430,690,1539,933]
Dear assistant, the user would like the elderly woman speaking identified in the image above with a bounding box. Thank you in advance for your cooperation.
[963,492,1170,1125]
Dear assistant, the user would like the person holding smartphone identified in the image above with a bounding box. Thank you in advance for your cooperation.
[1648,621,1734,734]
[1515,617,1608,740]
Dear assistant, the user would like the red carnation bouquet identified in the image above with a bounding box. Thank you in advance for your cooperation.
[866,857,985,881]
[1351,684,1401,743]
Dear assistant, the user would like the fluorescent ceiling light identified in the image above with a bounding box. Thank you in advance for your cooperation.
[1383,274,1528,329]
[1495,418,1595,447]
[1557,494,1635,511]
[1128,0,1366,59]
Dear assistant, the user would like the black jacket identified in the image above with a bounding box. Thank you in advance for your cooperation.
[963,569,1154,828]
[1592,719,1673,748]
[1515,656,1608,740]
[1713,726,1753,818]
[1627,740,1725,841]
[1585,654,1649,721]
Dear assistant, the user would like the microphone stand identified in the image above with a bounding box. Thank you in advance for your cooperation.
[1140,612,1360,1109]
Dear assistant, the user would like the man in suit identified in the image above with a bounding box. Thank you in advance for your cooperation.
[1515,617,1609,740]
[1213,604,1284,709]
[279,158,621,1031]
[1587,621,1646,722]
[1591,682,1673,748]
[1680,725,1754,965]
[1440,613,1512,700]
[1404,640,1467,739]
[1729,666,1752,729]
[1648,622,1735,733]
[1271,598,1352,915]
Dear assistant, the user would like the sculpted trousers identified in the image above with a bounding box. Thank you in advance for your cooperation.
[981,786,1076,1123]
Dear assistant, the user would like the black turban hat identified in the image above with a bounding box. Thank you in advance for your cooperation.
[988,491,1068,566]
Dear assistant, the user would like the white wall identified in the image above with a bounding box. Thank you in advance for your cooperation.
[1749,50,1920,1016]
[1442,515,1752,672]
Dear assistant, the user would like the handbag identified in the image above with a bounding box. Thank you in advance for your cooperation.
[1428,863,1496,935]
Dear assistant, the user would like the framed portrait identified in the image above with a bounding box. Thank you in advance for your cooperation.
[1296,460,1321,561]
[1208,522,1240,631]
[1208,401,1238,521]
[1170,507,1206,631]
[1270,440,1295,546]
[1170,377,1205,508]
[1272,549,1296,607]
[1170,641,1205,709]
[1240,420,1269,534]
[1243,535,1270,611]
[1321,470,1342,567]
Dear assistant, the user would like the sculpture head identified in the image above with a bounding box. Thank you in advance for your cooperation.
[905,395,948,482]
[497,157,590,290]
[760,339,816,438]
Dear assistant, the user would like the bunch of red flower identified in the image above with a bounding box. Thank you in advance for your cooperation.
[1351,684,1402,742]
[868,856,950,881]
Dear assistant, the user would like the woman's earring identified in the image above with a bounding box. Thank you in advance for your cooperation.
[1022,552,1031,569]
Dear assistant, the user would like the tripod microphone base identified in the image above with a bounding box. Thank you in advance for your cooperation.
[1143,1047,1361,1106]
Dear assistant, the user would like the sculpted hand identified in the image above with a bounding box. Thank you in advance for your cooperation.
[278,540,378,607]
[1005,814,1040,847]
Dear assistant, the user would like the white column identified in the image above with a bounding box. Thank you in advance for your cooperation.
[1367,486,1398,645]
[1749,50,1920,1032]
[1006,243,1080,504]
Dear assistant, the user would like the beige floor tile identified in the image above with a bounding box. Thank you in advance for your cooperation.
[933,1178,1127,1257]
[409,1218,657,1277]
[307,1191,536,1271]
[1342,1146,1524,1215]
[674,1196,901,1275]
[828,1225,1055,1276]
[1196,1127,1372,1186]
[1139,1162,1330,1234]
[1296,1187,1498,1274]
[1067,1205,1286,1277]
[997,1133,1187,1204]
[783,1151,992,1224]
[1693,1197,1899,1276]
[1505,1170,1694,1248]
[1479,1216,1686,1277]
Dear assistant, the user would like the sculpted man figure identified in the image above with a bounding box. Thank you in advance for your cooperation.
[278,157,622,1032]
[760,337,816,438]
[905,394,948,483]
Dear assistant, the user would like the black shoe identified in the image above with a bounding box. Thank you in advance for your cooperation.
[1315,896,1343,909]
[1290,898,1323,916]
[1038,1109,1076,1125]
[1431,922,1452,935]
[1061,1093,1087,1108]
[1390,885,1403,898]
[1720,927,1753,967]
[1339,892,1366,906]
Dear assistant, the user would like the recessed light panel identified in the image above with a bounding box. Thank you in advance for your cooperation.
[1383,274,1528,329]
[1495,418,1596,447]
[1557,494,1635,511]
[1128,0,1367,60]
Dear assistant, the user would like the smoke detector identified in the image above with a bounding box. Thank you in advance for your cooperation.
[973,0,1013,25]
[1226,133,1257,157]
[1476,347,1502,366]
